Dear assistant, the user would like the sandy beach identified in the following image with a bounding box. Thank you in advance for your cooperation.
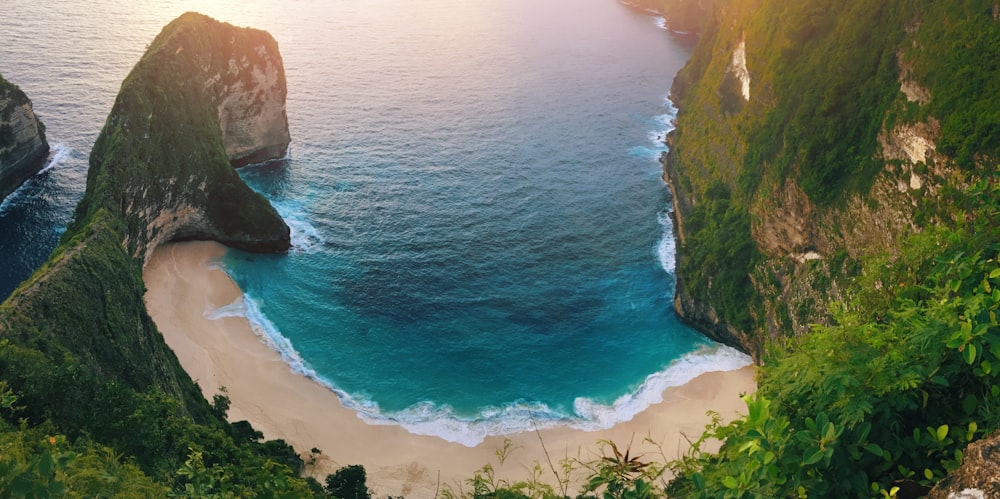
[143,241,755,498]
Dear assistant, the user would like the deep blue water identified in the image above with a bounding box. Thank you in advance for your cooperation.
[0,0,749,445]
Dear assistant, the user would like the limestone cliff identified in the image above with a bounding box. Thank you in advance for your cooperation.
[663,0,1000,358]
[82,11,291,261]
[0,73,49,202]
[0,12,291,434]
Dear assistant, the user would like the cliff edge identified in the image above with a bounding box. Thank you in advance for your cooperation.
[662,0,999,360]
[0,73,49,203]
[0,12,291,453]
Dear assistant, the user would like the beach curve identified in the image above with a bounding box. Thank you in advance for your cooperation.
[143,240,755,497]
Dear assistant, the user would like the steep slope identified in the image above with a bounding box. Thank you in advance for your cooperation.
[663,0,999,358]
[0,73,49,202]
[657,0,1000,495]
[0,13,312,489]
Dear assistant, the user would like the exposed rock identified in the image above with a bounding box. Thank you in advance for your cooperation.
[659,0,981,355]
[673,276,759,356]
[901,79,932,104]
[726,34,750,101]
[880,119,940,166]
[211,38,291,167]
[752,180,816,257]
[0,73,49,202]
[928,432,1000,499]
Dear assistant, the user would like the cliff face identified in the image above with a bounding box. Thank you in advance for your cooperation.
[0,73,49,202]
[0,12,291,436]
[81,11,291,261]
[215,42,291,167]
[663,0,1000,358]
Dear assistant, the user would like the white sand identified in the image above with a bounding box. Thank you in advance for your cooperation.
[143,241,755,497]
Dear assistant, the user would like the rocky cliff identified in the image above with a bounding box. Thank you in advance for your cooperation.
[0,12,291,446]
[0,73,49,202]
[656,2,1000,494]
[661,0,999,360]
[81,11,291,262]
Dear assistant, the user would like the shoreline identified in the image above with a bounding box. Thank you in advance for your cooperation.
[143,240,756,497]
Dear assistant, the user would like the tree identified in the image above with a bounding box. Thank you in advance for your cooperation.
[325,465,371,499]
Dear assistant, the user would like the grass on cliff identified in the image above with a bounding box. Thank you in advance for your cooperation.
[668,0,1000,344]
[664,175,1000,498]
[0,12,306,496]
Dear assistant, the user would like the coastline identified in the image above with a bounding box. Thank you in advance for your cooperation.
[143,241,756,497]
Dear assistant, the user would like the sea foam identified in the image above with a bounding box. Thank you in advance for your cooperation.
[205,293,321,383]
[38,143,71,175]
[359,344,752,447]
[208,287,752,448]
[657,206,676,274]
[272,200,325,253]
[0,143,72,214]
[194,88,741,448]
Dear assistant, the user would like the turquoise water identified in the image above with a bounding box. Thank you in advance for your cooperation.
[0,0,750,446]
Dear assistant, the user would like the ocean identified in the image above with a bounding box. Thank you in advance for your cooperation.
[0,0,750,446]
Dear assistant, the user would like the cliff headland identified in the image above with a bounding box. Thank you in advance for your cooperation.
[0,73,49,203]
[0,12,322,495]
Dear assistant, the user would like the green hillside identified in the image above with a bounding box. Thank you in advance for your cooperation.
[0,13,326,497]
[657,0,1000,495]
[1,0,999,496]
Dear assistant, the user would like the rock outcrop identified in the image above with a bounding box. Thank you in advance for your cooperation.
[0,73,49,202]
[928,432,1000,499]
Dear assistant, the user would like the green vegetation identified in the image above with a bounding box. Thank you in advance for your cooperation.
[0,12,315,497]
[324,465,371,499]
[906,1,1000,167]
[472,177,1000,498]
[666,176,1000,497]
[651,0,1000,494]
[432,0,1000,496]
[740,0,913,204]
[680,181,761,332]
[667,0,1000,349]
[76,12,289,255]
[666,0,922,346]
[3,0,1000,495]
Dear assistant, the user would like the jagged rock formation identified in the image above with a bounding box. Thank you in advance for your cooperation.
[0,12,291,436]
[0,73,49,202]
